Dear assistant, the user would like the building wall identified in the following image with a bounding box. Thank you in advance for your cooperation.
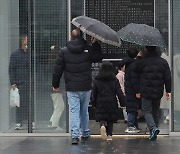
[0,0,19,132]
[0,0,179,133]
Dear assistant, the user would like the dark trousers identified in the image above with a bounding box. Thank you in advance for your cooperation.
[142,98,160,132]
[127,112,138,128]
[16,84,34,124]
[100,121,113,136]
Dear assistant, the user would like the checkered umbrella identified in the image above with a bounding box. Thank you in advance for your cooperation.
[72,16,121,47]
[118,23,166,48]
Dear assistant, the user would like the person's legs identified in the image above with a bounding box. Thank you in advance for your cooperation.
[142,98,157,132]
[152,99,161,127]
[126,112,139,133]
[16,107,22,124]
[123,108,128,122]
[99,121,107,127]
[18,84,29,123]
[142,97,160,141]
[127,112,137,127]
[67,91,80,139]
[106,122,113,136]
[15,86,23,129]
[134,112,138,129]
[79,91,91,137]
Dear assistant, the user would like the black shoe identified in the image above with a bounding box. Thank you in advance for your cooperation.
[72,138,79,145]
[81,136,90,143]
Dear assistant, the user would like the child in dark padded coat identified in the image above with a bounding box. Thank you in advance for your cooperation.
[90,61,125,141]
[123,48,141,133]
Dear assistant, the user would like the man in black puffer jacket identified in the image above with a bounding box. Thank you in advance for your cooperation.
[135,46,171,141]
[52,29,103,144]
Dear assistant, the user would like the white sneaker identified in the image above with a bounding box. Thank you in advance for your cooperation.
[125,126,140,133]
[100,125,107,140]
[15,123,23,130]
[125,127,129,133]
[166,115,169,120]
[55,127,64,131]
[107,135,112,141]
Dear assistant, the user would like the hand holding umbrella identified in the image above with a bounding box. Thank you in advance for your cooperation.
[91,37,97,44]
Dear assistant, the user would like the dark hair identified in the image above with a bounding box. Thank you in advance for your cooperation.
[95,61,116,80]
[126,47,138,58]
[145,46,156,52]
[117,60,125,70]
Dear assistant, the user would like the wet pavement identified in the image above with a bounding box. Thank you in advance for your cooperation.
[0,136,180,154]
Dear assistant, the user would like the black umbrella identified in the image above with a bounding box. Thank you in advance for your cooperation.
[118,23,166,48]
[71,16,121,47]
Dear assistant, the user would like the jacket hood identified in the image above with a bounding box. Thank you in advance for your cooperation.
[122,56,134,66]
[66,37,87,54]
[145,51,159,57]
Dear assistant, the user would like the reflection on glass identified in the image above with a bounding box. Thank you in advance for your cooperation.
[173,0,180,131]
[33,0,68,133]
[9,35,30,132]
[159,53,170,130]
[174,54,180,131]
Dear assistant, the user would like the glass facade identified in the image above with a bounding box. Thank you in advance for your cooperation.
[0,0,68,133]
[155,0,169,132]
[33,0,68,133]
[0,0,20,132]
[173,0,180,131]
[0,0,179,134]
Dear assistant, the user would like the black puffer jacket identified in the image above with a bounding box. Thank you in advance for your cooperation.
[91,79,125,122]
[135,51,171,99]
[123,57,140,113]
[52,37,103,91]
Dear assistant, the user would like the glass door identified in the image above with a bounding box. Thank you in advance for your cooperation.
[32,0,68,133]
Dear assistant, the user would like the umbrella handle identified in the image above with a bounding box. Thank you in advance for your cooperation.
[91,37,97,43]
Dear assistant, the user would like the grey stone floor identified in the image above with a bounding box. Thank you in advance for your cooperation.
[0,136,180,154]
[8,119,169,135]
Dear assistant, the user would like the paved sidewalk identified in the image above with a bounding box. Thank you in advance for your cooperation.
[0,136,179,154]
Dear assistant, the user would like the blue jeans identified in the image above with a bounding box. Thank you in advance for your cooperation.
[67,91,91,138]
[127,112,138,128]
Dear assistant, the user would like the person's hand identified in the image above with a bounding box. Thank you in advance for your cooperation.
[166,92,171,100]
[11,84,17,90]
[136,93,141,99]
[53,87,60,92]
[137,51,144,57]
[91,37,97,44]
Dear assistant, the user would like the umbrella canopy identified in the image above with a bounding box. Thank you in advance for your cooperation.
[71,16,121,47]
[117,23,166,48]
